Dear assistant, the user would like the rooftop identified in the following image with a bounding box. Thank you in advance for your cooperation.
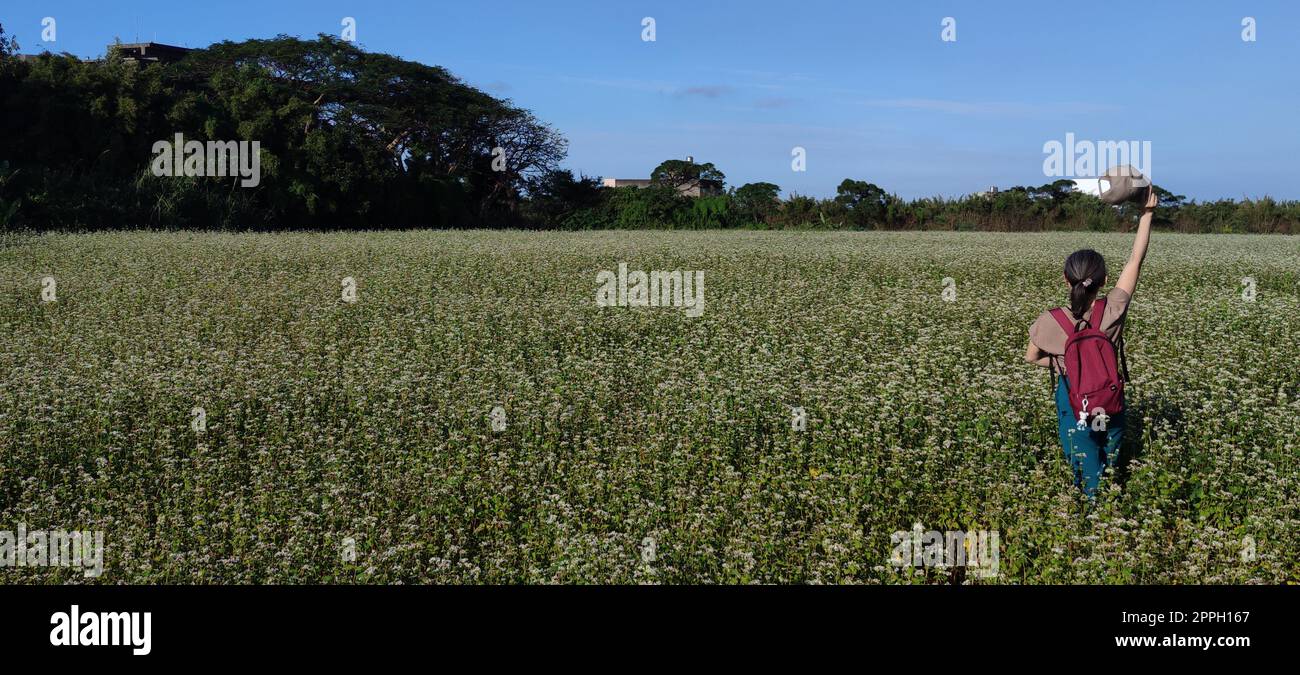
[111,42,193,63]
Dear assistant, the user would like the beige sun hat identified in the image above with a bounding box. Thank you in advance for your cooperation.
[1072,166,1151,204]
[1096,165,1151,204]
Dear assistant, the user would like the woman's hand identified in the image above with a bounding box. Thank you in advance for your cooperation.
[1025,341,1051,368]
[1143,185,1158,210]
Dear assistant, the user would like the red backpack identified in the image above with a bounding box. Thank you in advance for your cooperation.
[1050,298,1127,428]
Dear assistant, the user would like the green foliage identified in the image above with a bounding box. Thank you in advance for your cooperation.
[524,169,604,227]
[0,34,564,229]
[0,21,19,57]
[688,195,731,229]
[649,158,725,189]
[732,182,781,225]
[562,177,1300,233]
[834,179,895,228]
[0,161,19,226]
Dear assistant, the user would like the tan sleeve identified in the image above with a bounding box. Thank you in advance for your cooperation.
[1100,287,1131,337]
[1029,311,1066,355]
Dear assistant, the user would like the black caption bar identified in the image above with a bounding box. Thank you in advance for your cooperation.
[0,585,1291,663]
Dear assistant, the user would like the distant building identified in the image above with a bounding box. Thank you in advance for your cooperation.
[15,42,195,65]
[602,178,655,190]
[12,41,192,65]
[111,42,192,64]
[602,156,724,197]
[602,177,723,197]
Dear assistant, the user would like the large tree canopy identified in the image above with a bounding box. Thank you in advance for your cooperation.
[0,33,566,228]
[650,158,725,190]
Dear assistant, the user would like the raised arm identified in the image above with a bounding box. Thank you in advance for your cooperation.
[1115,187,1158,297]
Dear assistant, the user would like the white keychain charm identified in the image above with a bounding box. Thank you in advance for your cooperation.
[1076,396,1090,431]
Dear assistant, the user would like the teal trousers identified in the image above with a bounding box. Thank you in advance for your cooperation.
[1055,376,1124,497]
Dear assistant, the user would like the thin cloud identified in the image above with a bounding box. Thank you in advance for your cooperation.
[703,67,817,85]
[677,85,733,99]
[558,75,677,93]
[859,98,1120,117]
[558,76,774,102]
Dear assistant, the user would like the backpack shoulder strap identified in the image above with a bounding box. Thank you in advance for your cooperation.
[1049,308,1076,336]
[1088,298,1108,331]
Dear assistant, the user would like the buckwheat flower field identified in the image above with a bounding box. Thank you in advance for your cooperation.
[1,230,1297,584]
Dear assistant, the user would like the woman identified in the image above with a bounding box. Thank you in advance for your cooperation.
[1025,188,1157,496]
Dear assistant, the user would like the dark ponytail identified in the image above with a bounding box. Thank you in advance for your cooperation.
[1064,249,1107,320]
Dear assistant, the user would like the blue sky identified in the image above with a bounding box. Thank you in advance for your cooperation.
[6,1,1299,200]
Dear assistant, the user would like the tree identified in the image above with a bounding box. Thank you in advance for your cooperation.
[0,34,568,228]
[834,179,893,226]
[524,169,604,226]
[1028,179,1077,206]
[0,22,19,57]
[650,158,725,190]
[175,35,566,224]
[1152,184,1185,208]
[732,182,781,223]
[0,161,19,226]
